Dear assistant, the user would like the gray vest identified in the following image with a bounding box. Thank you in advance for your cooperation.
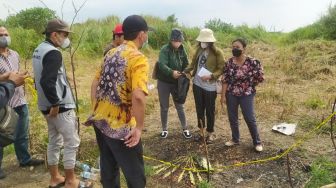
[32,41,76,111]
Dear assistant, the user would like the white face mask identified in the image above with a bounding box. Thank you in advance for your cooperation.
[61,38,70,49]
[141,37,148,49]
[200,42,208,49]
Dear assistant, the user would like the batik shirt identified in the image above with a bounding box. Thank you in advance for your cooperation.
[0,49,26,108]
[222,57,264,96]
[85,41,149,140]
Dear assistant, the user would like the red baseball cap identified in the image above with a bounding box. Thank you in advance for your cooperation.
[113,24,123,35]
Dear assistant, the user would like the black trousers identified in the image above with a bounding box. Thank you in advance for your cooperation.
[94,127,146,188]
[192,84,217,133]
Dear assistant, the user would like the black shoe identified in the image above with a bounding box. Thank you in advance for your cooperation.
[20,159,44,167]
[0,169,6,179]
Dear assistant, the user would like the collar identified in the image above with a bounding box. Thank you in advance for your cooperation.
[0,48,11,59]
[125,41,138,50]
[45,38,57,47]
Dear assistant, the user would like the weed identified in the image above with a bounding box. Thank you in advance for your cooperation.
[306,157,336,188]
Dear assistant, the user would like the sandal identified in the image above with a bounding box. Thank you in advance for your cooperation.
[193,133,204,142]
[206,134,216,144]
[49,180,65,188]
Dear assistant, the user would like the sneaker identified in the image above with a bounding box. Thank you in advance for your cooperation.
[160,131,168,138]
[255,145,263,152]
[0,169,6,179]
[19,158,44,167]
[225,140,239,147]
[182,130,192,139]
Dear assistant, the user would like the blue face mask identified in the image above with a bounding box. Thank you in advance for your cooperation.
[0,36,11,48]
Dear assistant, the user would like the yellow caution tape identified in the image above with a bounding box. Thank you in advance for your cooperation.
[24,77,38,106]
[144,111,336,172]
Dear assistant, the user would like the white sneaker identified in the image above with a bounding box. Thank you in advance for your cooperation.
[160,131,168,138]
[182,130,192,139]
[225,140,239,147]
[255,145,263,152]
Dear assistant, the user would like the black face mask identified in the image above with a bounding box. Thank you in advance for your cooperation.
[232,48,242,57]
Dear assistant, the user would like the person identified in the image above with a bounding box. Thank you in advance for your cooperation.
[0,26,44,179]
[156,28,191,139]
[32,19,81,188]
[221,38,264,152]
[0,72,27,109]
[103,23,124,56]
[85,15,150,188]
[184,28,225,144]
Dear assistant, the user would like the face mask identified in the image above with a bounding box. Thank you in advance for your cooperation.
[232,48,242,57]
[0,36,11,48]
[61,38,70,49]
[200,42,208,49]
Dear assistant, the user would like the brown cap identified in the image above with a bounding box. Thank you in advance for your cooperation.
[42,18,72,34]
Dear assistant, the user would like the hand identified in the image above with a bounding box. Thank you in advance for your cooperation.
[8,71,29,86]
[200,75,212,81]
[172,70,182,79]
[0,72,10,81]
[48,106,59,118]
[124,127,142,148]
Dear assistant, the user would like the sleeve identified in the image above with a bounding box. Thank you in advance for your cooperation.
[40,50,62,106]
[131,56,149,95]
[212,48,226,79]
[158,46,173,77]
[181,47,189,71]
[184,47,199,74]
[222,60,230,84]
[0,81,15,108]
[252,59,264,84]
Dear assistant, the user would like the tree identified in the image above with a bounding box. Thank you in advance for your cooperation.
[6,7,56,34]
[205,18,234,33]
[166,14,178,25]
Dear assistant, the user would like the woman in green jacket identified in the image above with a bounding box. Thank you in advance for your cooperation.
[156,28,192,139]
[184,28,225,143]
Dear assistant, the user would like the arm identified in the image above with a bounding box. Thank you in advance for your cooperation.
[40,50,62,117]
[91,79,99,106]
[253,59,264,85]
[158,46,174,77]
[0,71,28,108]
[184,47,199,75]
[124,56,149,147]
[40,50,62,106]
[212,48,226,80]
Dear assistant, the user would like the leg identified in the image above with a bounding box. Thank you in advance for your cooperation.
[240,94,261,146]
[204,90,217,133]
[193,84,206,129]
[56,110,80,187]
[107,139,146,188]
[157,80,171,131]
[45,114,64,186]
[94,127,120,188]
[226,93,240,143]
[13,104,31,165]
[173,101,187,130]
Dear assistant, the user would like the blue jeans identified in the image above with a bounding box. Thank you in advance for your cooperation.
[226,93,261,145]
[0,104,31,167]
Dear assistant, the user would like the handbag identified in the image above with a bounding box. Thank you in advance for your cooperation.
[0,106,18,147]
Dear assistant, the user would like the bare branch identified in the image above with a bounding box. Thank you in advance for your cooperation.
[61,0,66,20]
[36,0,49,9]
[71,29,86,58]
[70,0,88,28]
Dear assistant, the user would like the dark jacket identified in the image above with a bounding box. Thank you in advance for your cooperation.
[0,81,15,108]
[156,43,189,84]
[184,45,225,82]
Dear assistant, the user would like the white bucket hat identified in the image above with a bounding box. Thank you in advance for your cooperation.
[196,28,216,42]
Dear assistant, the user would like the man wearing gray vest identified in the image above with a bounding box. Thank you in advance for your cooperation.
[32,19,80,188]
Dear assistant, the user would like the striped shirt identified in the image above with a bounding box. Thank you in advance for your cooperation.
[0,49,27,108]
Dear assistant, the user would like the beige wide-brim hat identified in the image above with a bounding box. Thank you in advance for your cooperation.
[196,28,216,43]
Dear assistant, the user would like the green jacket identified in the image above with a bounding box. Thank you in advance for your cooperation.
[156,43,189,84]
[185,45,225,81]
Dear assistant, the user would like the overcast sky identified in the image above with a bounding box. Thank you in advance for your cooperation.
[0,0,335,32]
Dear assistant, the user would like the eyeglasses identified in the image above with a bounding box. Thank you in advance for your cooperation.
[0,34,9,37]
